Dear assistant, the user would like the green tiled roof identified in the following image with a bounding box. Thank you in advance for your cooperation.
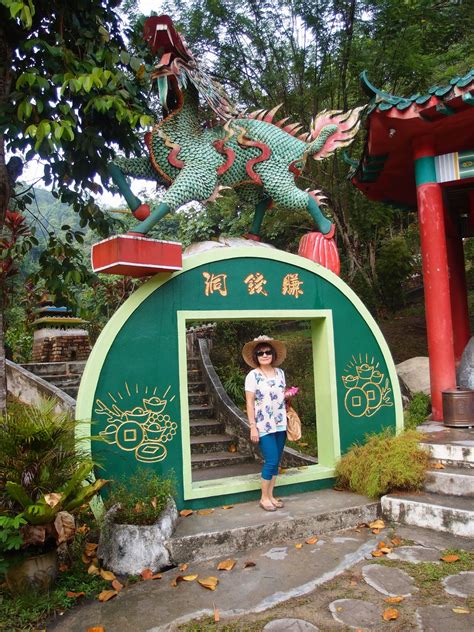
[361,69,474,114]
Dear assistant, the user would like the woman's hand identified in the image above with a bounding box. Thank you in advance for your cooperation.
[250,426,259,443]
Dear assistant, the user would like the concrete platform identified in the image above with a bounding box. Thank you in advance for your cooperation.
[168,489,379,563]
[424,466,474,496]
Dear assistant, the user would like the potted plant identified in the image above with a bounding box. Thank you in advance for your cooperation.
[0,399,108,594]
[98,471,177,575]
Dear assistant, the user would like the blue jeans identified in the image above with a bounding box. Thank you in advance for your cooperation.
[259,431,287,480]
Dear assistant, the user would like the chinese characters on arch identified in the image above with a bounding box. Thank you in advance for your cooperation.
[202,271,304,298]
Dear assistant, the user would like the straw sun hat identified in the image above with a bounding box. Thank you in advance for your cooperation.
[242,335,287,369]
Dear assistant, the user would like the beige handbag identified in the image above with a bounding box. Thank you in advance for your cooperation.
[286,404,302,442]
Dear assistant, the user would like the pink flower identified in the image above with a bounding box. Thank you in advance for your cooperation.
[285,386,299,399]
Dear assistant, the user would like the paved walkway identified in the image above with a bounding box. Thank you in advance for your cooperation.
[49,522,473,632]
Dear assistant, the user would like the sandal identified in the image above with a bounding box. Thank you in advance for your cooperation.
[271,499,284,508]
[259,501,277,512]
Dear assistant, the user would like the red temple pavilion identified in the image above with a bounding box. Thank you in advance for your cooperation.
[351,69,474,421]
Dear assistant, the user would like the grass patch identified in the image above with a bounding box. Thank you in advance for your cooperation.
[335,429,430,498]
[404,392,431,430]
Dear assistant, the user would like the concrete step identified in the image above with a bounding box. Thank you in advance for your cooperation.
[187,381,206,394]
[21,361,86,376]
[61,385,80,397]
[190,419,225,436]
[381,491,474,537]
[190,434,238,454]
[188,391,208,406]
[192,460,262,481]
[419,425,474,469]
[41,374,81,387]
[424,466,474,497]
[187,357,200,370]
[169,489,379,563]
[187,368,202,382]
[189,404,214,419]
[191,451,253,470]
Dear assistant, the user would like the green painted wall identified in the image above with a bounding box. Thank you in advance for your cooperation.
[77,247,403,509]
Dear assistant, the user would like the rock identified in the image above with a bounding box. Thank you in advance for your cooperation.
[416,604,474,631]
[398,375,412,408]
[362,564,418,597]
[386,545,441,564]
[98,499,178,575]
[442,571,474,598]
[263,619,318,631]
[329,598,380,629]
[396,357,430,396]
[459,337,474,389]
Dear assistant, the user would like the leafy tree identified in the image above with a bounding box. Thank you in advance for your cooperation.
[0,0,154,412]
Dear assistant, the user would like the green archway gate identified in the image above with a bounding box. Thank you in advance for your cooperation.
[77,247,403,509]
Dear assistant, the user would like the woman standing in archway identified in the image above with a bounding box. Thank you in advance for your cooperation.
[243,335,287,511]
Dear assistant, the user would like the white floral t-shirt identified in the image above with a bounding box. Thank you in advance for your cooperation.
[245,368,287,437]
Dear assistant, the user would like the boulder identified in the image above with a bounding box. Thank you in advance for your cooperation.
[458,337,474,390]
[396,357,430,396]
[98,499,178,575]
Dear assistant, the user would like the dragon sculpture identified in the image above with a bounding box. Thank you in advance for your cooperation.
[108,15,362,274]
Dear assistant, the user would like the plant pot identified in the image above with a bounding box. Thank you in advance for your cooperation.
[5,549,58,595]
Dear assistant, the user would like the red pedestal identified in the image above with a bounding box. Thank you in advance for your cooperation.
[91,235,182,277]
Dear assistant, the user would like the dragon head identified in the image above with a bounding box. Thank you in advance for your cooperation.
[143,15,237,120]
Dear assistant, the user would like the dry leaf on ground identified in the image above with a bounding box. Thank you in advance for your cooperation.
[112,579,124,592]
[179,509,193,517]
[98,589,118,602]
[214,604,220,622]
[183,574,198,581]
[379,547,392,554]
[217,559,236,571]
[85,542,99,556]
[385,596,404,604]
[371,550,384,558]
[244,561,256,568]
[440,554,460,563]
[197,576,219,591]
[87,628,105,632]
[178,563,188,572]
[88,564,100,576]
[197,508,214,516]
[377,541,387,549]
[452,607,470,614]
[171,575,185,587]
[228,444,237,453]
[77,525,89,535]
[295,543,303,549]
[151,573,162,580]
[140,568,154,580]
[66,591,85,599]
[59,563,70,572]
[432,462,445,469]
[372,528,380,535]
[369,519,385,530]
[382,608,399,621]
[305,537,318,544]
[222,505,234,510]
[391,537,402,546]
[100,570,116,582]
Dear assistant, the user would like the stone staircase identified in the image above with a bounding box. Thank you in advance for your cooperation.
[381,423,474,537]
[20,361,86,399]
[188,356,260,480]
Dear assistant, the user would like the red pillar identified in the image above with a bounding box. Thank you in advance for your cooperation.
[445,209,471,364]
[413,136,456,421]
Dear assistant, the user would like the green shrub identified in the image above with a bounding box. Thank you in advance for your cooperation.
[104,471,175,525]
[335,429,429,498]
[405,392,431,430]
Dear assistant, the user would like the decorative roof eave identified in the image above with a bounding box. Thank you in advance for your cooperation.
[360,69,474,119]
[32,316,89,327]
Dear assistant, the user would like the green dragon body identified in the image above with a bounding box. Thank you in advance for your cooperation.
[108,16,362,271]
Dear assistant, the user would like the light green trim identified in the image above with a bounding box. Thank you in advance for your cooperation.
[77,247,403,462]
[414,155,436,186]
[177,309,339,500]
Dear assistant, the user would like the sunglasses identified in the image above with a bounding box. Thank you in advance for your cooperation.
[256,349,273,357]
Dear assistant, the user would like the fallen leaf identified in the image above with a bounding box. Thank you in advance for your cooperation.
[385,596,404,604]
[432,462,445,469]
[357,522,369,529]
[54,511,76,545]
[82,553,91,564]
[350,580,358,586]
[197,576,219,591]
[452,607,470,614]
[141,568,154,580]
[77,525,89,535]
[222,505,234,510]
[59,563,69,572]
[183,574,198,581]
[152,573,162,580]
[171,575,185,587]
[440,554,460,563]
[382,608,399,621]
[66,591,85,599]
[88,564,100,576]
[100,570,116,582]
[197,509,214,516]
[44,492,63,508]
[244,561,256,568]
[391,537,402,546]
[372,528,380,535]
[379,547,393,554]
[179,563,188,572]
[217,559,236,571]
[298,442,308,447]
[150,497,157,509]
[369,519,385,530]
[305,537,318,545]
[85,542,99,556]
[112,579,124,592]
[377,541,387,549]
[180,509,193,517]
[228,444,237,453]
[87,628,105,632]
[214,603,220,622]
[295,543,303,549]
[371,550,384,558]
[98,589,118,602]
